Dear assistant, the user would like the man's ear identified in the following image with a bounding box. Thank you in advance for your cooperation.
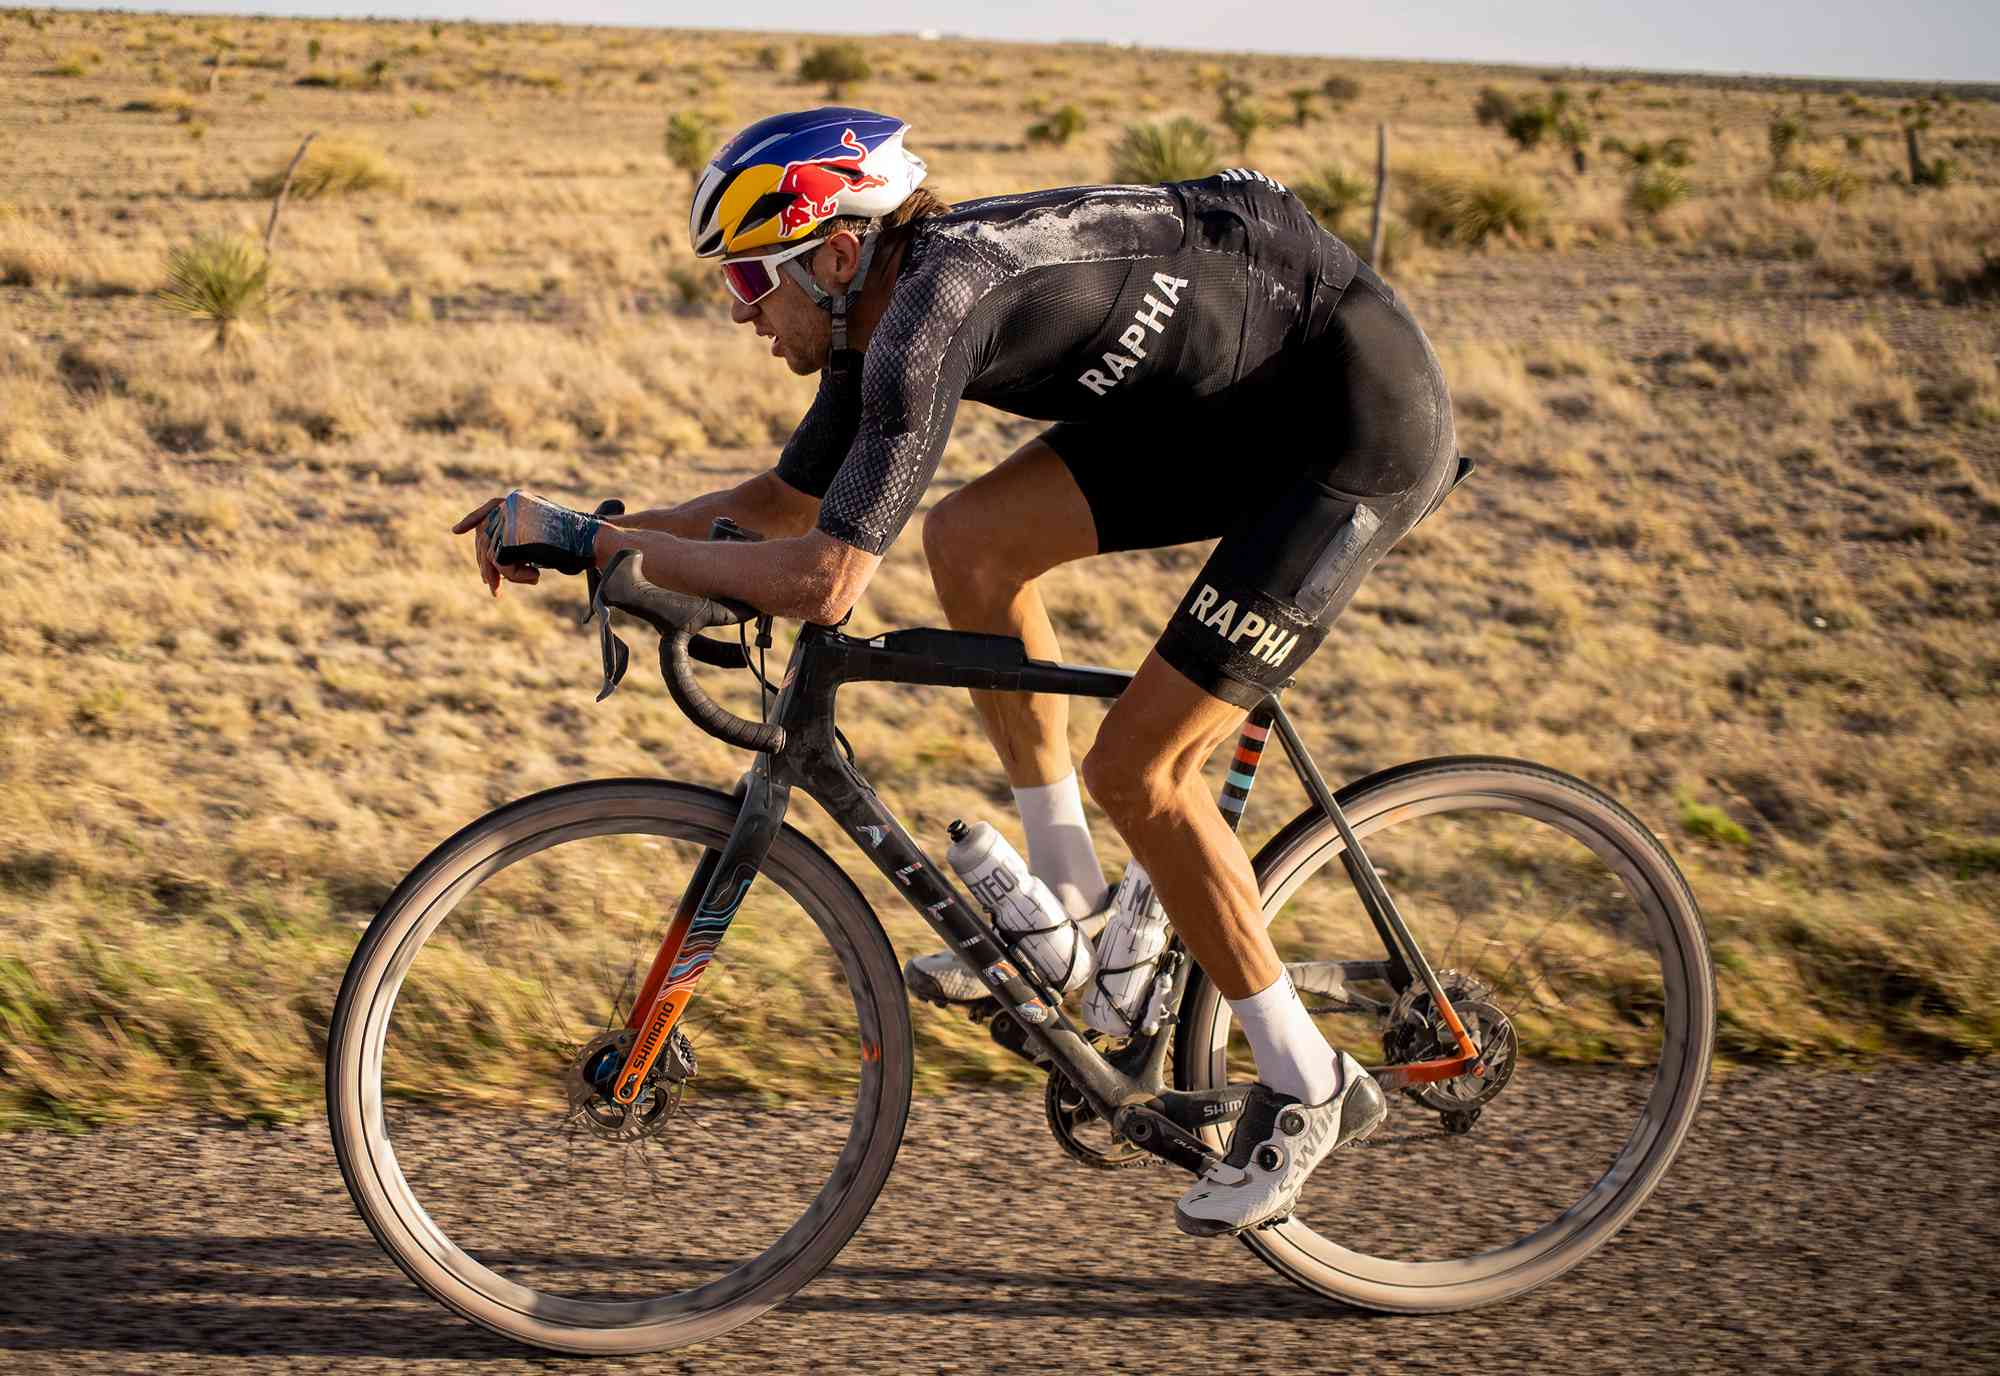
[815,230,862,290]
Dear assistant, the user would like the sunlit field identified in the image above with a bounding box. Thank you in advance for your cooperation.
[1,9,1996,1127]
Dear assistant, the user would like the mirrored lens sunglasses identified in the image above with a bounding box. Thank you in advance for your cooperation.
[718,237,821,306]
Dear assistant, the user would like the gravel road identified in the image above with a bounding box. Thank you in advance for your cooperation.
[4,1063,1997,1375]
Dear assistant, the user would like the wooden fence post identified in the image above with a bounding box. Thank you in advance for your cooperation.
[263,132,317,256]
[1369,123,1388,266]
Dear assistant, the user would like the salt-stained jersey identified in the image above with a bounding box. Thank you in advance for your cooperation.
[774,172,1361,554]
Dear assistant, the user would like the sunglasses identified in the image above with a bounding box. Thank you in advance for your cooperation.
[718,238,821,307]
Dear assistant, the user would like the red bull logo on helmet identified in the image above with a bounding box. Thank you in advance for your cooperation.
[774,128,890,236]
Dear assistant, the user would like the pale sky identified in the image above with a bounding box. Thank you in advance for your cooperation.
[43,1,2000,83]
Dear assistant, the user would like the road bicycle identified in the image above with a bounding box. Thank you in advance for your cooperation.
[326,486,1716,1355]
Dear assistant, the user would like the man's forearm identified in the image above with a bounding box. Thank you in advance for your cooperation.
[593,525,879,626]
[608,470,819,541]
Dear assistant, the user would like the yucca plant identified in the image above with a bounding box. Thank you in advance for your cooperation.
[1403,168,1546,248]
[1110,119,1220,184]
[1220,101,1266,156]
[158,233,276,350]
[1286,88,1316,128]
[1296,164,1370,236]
[663,112,713,185]
[1628,167,1692,219]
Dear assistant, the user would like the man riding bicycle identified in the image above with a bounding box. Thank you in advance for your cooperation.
[456,106,1458,1238]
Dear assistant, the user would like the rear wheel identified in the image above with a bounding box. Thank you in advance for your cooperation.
[1177,757,1714,1312]
[326,779,912,1354]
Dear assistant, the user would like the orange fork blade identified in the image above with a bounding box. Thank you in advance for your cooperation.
[614,987,693,1104]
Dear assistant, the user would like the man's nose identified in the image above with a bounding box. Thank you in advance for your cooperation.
[729,298,757,325]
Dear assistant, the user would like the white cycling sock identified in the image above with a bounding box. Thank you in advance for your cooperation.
[1229,971,1341,1105]
[1014,772,1110,920]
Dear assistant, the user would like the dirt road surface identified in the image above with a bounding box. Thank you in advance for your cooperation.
[4,1062,1997,1374]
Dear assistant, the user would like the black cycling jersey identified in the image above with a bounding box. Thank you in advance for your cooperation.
[777,172,1362,555]
[775,170,1456,706]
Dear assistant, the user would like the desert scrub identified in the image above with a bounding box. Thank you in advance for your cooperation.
[157,233,276,350]
[1679,796,1752,847]
[1219,100,1266,155]
[1110,118,1220,184]
[1629,167,1692,219]
[249,138,403,199]
[1026,104,1084,147]
[662,111,714,185]
[119,88,196,116]
[1402,166,1547,248]
[1296,164,1370,237]
[798,41,869,99]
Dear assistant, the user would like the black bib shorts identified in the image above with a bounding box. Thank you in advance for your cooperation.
[1044,264,1458,707]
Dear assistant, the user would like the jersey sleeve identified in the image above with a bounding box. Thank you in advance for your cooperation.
[773,371,861,499]
[813,248,988,555]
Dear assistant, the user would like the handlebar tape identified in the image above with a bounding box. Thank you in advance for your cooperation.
[596,552,785,754]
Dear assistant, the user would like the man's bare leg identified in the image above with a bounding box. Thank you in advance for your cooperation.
[922,440,1108,916]
[1079,650,1338,1104]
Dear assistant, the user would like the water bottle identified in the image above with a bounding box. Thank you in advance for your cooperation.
[945,820,1094,995]
[1081,862,1174,1037]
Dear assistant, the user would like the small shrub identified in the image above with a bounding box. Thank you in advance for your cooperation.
[1628,168,1691,218]
[1110,118,1220,184]
[1768,162,1859,204]
[1321,75,1361,107]
[1296,164,1369,236]
[306,37,322,61]
[1286,88,1315,128]
[158,233,275,350]
[41,59,87,78]
[1473,86,1517,128]
[249,139,403,199]
[1220,101,1265,155]
[1601,135,1694,170]
[1678,796,1752,848]
[364,57,391,88]
[755,44,783,70]
[1027,104,1085,147]
[1403,168,1546,248]
[663,112,714,184]
[798,42,870,99]
[292,70,351,90]
[1912,157,1955,188]
[1768,113,1805,168]
[1504,105,1556,151]
[119,89,196,116]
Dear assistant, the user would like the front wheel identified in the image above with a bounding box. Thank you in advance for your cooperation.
[325,779,913,1354]
[1177,757,1715,1313]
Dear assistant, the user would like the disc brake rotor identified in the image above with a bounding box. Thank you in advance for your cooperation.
[1380,970,1518,1115]
[565,1027,697,1143]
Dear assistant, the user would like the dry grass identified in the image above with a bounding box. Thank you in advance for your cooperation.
[1,10,1997,1127]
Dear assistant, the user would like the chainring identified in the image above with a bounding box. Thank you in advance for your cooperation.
[1044,1069,1151,1171]
[1380,970,1518,1114]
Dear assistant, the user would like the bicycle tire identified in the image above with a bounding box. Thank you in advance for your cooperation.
[325,778,913,1354]
[1175,756,1715,1313]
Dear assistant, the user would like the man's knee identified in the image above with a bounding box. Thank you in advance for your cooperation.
[920,492,1016,600]
[1080,737,1183,826]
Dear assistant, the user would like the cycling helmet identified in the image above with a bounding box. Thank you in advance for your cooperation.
[688,107,928,258]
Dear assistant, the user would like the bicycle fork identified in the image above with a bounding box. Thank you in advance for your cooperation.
[609,770,787,1104]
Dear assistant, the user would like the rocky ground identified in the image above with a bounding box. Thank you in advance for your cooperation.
[3,1063,1997,1374]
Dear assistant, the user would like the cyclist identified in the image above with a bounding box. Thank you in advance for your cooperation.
[455,106,1458,1238]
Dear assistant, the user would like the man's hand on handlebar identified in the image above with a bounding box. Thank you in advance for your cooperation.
[451,491,607,596]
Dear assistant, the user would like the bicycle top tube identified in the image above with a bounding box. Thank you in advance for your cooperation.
[802,623,1132,699]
